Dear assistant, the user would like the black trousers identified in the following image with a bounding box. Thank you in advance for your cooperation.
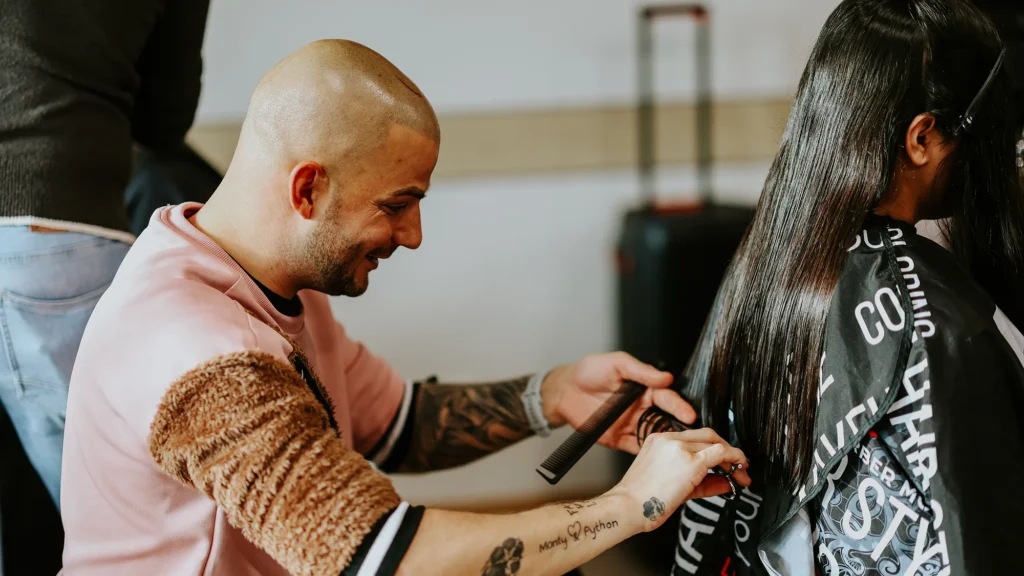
[0,403,64,575]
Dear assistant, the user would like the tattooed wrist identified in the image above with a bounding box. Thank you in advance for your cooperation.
[642,497,667,523]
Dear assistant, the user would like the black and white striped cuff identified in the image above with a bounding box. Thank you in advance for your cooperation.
[368,379,417,471]
[344,501,425,576]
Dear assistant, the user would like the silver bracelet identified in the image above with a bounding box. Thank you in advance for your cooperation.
[520,371,552,437]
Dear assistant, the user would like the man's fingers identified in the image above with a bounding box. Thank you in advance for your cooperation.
[650,388,698,425]
[644,429,752,478]
[697,442,749,472]
[686,443,752,486]
[651,427,727,446]
[678,442,713,452]
[690,475,734,500]
[731,467,752,487]
[614,352,674,389]
[610,429,641,455]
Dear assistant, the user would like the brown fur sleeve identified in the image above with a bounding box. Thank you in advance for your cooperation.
[148,350,401,576]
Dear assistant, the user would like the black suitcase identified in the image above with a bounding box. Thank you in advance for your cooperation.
[614,5,755,572]
[616,3,754,387]
[616,204,752,378]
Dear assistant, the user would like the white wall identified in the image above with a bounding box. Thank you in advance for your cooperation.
[197,0,840,120]
[196,0,842,507]
[330,165,771,381]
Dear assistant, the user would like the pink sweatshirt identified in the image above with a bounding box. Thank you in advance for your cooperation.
[60,203,408,575]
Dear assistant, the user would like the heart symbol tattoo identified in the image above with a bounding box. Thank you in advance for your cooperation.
[567,521,582,542]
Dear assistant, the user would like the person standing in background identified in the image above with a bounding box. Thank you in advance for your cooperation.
[0,0,210,535]
[125,144,222,236]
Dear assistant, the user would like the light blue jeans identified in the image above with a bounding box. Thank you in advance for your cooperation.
[0,227,129,508]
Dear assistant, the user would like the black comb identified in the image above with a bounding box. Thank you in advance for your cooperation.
[536,379,646,484]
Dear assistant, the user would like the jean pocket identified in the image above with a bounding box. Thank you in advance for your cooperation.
[0,283,110,398]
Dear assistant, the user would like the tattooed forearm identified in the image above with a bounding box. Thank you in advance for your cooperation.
[567,519,619,543]
[537,518,620,556]
[399,376,533,472]
[482,538,524,576]
[538,534,568,553]
[562,500,597,516]
[642,497,666,522]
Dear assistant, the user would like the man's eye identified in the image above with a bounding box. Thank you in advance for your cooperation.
[382,204,407,214]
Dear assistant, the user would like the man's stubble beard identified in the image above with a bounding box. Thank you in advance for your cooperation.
[305,220,368,297]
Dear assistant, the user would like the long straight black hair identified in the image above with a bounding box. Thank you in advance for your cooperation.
[688,0,1024,489]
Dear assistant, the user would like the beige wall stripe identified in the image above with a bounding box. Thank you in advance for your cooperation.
[187,97,792,180]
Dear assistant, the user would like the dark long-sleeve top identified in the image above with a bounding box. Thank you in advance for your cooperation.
[0,0,210,239]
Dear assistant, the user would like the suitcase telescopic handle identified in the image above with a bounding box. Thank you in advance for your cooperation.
[637,4,712,209]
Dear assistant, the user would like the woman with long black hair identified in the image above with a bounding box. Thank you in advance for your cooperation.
[658,0,1024,574]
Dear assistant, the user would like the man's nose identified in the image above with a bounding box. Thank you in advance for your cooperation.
[394,205,422,250]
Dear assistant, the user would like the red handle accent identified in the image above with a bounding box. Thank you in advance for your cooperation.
[642,4,708,22]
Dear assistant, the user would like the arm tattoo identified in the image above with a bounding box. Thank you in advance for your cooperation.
[567,519,619,542]
[398,376,533,472]
[562,500,597,516]
[482,538,524,576]
[643,497,666,522]
[540,518,619,553]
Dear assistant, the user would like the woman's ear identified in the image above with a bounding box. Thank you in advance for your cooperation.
[904,113,943,167]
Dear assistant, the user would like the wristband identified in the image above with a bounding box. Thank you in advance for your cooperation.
[520,371,552,437]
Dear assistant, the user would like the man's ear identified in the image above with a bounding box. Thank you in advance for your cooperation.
[288,161,327,220]
[904,113,940,168]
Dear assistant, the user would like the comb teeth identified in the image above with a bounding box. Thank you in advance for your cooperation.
[536,380,646,484]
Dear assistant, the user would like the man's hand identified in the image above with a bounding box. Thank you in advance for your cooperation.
[540,352,696,454]
[609,428,751,531]
[396,428,750,576]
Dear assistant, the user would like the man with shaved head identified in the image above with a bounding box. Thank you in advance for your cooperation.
[59,40,749,575]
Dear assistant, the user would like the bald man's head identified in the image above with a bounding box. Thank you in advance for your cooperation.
[206,39,440,299]
[240,39,439,168]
